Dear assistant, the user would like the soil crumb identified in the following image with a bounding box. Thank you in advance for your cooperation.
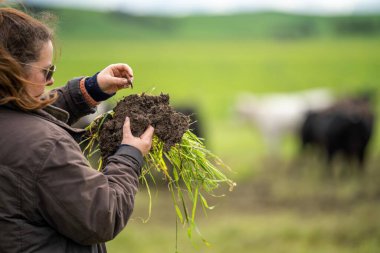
[98,93,190,160]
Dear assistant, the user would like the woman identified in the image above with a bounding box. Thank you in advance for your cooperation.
[0,7,154,252]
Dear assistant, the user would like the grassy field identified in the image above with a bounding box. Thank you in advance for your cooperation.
[31,7,380,252]
[106,160,380,253]
[54,38,380,175]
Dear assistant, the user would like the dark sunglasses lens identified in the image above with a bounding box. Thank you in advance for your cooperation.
[46,65,55,81]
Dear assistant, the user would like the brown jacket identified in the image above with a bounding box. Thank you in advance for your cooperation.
[0,78,143,253]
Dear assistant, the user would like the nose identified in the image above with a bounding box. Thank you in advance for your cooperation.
[46,78,54,86]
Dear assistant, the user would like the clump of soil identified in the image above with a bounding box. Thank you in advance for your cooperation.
[98,93,190,160]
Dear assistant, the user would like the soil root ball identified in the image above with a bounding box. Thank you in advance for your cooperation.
[99,93,190,160]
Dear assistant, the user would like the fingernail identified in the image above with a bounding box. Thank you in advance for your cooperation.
[126,116,129,121]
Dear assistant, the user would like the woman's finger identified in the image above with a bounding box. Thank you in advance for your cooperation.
[111,64,133,78]
[122,117,133,136]
[141,125,154,141]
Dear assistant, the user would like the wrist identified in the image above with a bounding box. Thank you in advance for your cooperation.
[79,78,99,107]
[85,72,115,101]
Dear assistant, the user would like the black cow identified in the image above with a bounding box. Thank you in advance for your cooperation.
[300,94,375,169]
[175,106,204,140]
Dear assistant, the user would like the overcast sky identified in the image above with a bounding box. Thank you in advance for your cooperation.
[19,0,380,15]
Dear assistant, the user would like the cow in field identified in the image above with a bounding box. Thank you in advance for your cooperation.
[72,102,113,129]
[175,106,204,140]
[72,102,114,168]
[234,88,334,153]
[300,94,375,168]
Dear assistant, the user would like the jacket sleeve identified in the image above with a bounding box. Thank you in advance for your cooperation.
[51,78,96,125]
[36,135,143,245]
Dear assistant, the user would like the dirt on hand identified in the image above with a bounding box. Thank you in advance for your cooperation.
[98,93,190,160]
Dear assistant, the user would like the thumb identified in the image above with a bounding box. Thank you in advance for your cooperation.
[109,76,131,87]
[123,117,133,136]
[141,125,154,140]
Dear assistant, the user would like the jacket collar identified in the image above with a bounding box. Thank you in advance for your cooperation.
[42,105,70,124]
[37,105,86,135]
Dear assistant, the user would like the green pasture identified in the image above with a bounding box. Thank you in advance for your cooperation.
[107,166,380,253]
[54,38,380,174]
[38,7,380,253]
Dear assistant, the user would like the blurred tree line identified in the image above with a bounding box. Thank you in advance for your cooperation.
[12,3,380,41]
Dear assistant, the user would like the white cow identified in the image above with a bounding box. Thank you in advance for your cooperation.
[72,102,113,129]
[234,88,334,153]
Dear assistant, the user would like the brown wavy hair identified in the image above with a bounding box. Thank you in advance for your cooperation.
[0,7,57,110]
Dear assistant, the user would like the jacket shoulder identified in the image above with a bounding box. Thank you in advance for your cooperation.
[0,107,79,169]
[1,107,73,140]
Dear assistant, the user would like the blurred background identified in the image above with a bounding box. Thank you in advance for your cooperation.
[4,0,380,252]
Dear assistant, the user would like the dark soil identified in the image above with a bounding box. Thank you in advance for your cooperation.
[98,93,190,160]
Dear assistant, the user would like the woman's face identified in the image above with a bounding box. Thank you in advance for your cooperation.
[24,40,54,97]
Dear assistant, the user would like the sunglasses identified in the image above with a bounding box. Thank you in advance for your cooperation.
[21,63,56,82]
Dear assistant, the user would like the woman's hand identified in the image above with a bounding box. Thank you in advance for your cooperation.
[97,63,134,94]
[121,117,154,156]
